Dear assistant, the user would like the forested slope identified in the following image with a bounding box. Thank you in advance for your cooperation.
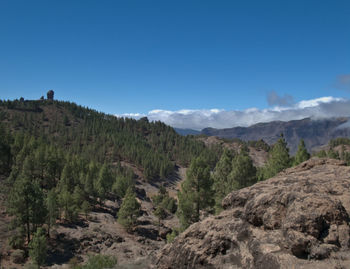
[0,98,222,267]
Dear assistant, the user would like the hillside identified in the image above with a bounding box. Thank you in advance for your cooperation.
[156,158,350,268]
[0,98,222,268]
[174,128,201,136]
[197,136,269,167]
[0,99,220,176]
[201,117,350,154]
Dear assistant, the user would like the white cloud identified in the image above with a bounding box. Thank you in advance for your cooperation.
[296,96,343,108]
[116,96,350,130]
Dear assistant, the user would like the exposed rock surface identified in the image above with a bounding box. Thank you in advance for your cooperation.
[156,158,350,269]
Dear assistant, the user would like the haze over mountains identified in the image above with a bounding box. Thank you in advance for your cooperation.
[201,117,350,154]
[122,95,350,154]
[174,116,350,155]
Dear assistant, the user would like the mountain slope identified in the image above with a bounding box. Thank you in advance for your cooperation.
[202,117,350,154]
[174,128,200,136]
[0,99,219,179]
[0,98,221,267]
[156,158,350,269]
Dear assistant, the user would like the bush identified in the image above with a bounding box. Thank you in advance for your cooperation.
[72,254,117,269]
[11,249,26,264]
[166,230,178,243]
[162,196,177,214]
[9,232,25,249]
[24,263,40,269]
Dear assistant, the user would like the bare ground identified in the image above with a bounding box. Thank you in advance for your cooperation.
[0,164,186,268]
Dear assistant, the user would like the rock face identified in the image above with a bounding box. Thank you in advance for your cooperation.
[156,158,350,269]
[201,117,350,154]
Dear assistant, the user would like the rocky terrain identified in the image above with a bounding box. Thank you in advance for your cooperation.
[0,165,186,268]
[201,117,350,154]
[156,158,350,269]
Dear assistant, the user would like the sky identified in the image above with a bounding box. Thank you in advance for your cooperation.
[1,0,350,130]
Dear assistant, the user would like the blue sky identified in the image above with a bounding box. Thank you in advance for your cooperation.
[1,0,350,128]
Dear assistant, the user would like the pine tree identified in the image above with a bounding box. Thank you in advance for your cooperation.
[212,149,234,213]
[85,161,99,198]
[81,200,91,219]
[228,150,257,189]
[263,134,291,179]
[29,227,47,267]
[293,139,310,166]
[59,163,75,191]
[177,157,213,229]
[72,185,84,207]
[96,163,113,201]
[328,148,340,160]
[112,174,134,199]
[58,188,77,222]
[8,176,46,243]
[0,123,12,174]
[46,189,58,237]
[117,188,140,231]
[154,205,167,226]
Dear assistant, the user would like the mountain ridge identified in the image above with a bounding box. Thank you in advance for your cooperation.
[201,117,350,154]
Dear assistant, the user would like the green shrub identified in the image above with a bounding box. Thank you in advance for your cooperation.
[166,230,178,243]
[11,249,26,264]
[73,254,117,269]
[9,232,25,249]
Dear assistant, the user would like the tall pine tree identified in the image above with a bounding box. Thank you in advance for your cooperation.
[262,134,291,179]
[228,150,257,189]
[293,139,310,166]
[177,157,213,229]
[8,176,46,243]
[212,149,234,213]
[46,189,58,237]
[117,188,140,231]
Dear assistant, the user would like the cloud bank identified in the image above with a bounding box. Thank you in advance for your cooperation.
[117,96,350,130]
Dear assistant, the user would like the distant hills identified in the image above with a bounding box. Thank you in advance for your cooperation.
[173,128,200,136]
[176,117,350,154]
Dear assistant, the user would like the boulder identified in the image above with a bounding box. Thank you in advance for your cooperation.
[156,158,350,268]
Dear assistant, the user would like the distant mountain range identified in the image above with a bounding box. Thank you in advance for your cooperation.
[176,117,350,154]
[174,128,200,136]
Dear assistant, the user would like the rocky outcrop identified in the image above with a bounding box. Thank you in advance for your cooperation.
[156,158,350,268]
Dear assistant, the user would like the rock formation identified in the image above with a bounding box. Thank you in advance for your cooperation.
[156,158,350,269]
[47,90,54,100]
